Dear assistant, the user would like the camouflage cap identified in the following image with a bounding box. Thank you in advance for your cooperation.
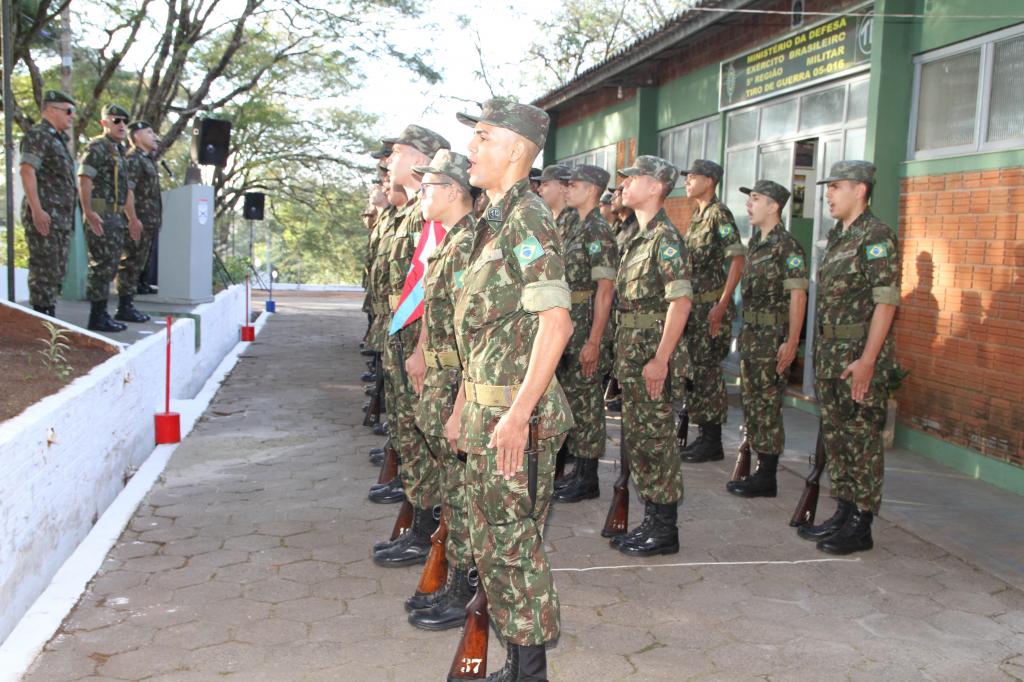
[740,179,791,209]
[600,191,614,205]
[529,167,543,182]
[370,141,393,159]
[456,97,550,150]
[619,155,679,189]
[817,160,876,186]
[412,149,473,193]
[570,164,611,190]
[42,89,76,106]
[127,121,152,133]
[540,164,572,183]
[679,159,723,185]
[102,103,130,119]
[382,124,450,160]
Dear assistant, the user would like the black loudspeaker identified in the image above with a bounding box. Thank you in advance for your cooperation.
[190,117,232,166]
[243,192,265,221]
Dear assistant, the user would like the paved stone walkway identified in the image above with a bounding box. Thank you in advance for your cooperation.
[24,295,1024,681]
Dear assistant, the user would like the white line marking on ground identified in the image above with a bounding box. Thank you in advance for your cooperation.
[553,558,862,573]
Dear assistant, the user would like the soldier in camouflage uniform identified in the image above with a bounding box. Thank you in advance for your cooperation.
[536,163,577,240]
[611,183,638,254]
[19,90,77,317]
[115,121,163,323]
[611,155,692,557]
[679,160,747,463]
[599,190,615,224]
[78,104,145,332]
[798,161,899,555]
[403,150,479,631]
[726,180,808,498]
[552,164,618,503]
[445,98,574,681]
[371,125,451,567]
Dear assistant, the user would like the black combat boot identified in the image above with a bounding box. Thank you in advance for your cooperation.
[680,423,724,462]
[373,506,437,567]
[32,304,48,315]
[618,502,679,556]
[553,456,581,492]
[361,369,377,382]
[609,500,655,548]
[553,458,600,502]
[484,643,547,682]
[46,306,56,317]
[368,476,405,504]
[406,564,455,612]
[409,566,477,630]
[136,281,155,295]
[817,508,874,555]
[373,421,389,437]
[88,300,127,332]
[369,448,385,466]
[115,295,151,322]
[797,499,854,541]
[726,453,779,498]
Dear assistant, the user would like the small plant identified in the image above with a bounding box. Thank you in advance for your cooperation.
[38,321,74,382]
[887,362,910,398]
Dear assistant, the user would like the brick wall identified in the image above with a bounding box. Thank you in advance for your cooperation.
[895,168,1024,467]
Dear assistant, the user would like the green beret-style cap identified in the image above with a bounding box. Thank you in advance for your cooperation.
[529,167,543,181]
[600,191,614,205]
[102,103,130,119]
[370,141,393,159]
[127,121,152,133]
[619,155,679,189]
[740,179,791,210]
[457,97,550,150]
[382,125,450,159]
[817,160,876,186]
[540,164,571,183]
[412,149,473,193]
[679,159,723,185]
[570,164,611,190]
[42,89,76,107]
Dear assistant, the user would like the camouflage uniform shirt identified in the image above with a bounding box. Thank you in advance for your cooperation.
[684,196,746,300]
[563,206,618,356]
[79,135,130,208]
[19,122,76,216]
[740,224,809,357]
[555,206,579,244]
[126,149,162,225]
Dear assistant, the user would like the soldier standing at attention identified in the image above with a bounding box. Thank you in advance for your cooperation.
[536,163,577,240]
[19,90,77,318]
[610,155,692,557]
[798,161,899,555]
[599,190,615,224]
[116,121,163,323]
[611,183,638,254]
[679,160,746,463]
[726,180,808,498]
[403,150,479,631]
[78,104,144,332]
[445,98,574,681]
[553,164,618,503]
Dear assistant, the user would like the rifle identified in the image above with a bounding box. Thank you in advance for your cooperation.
[604,376,621,403]
[447,570,488,681]
[393,332,409,391]
[390,499,415,541]
[415,508,449,596]
[602,408,630,538]
[377,440,399,485]
[553,441,568,484]
[731,432,752,482]
[526,415,539,517]
[676,405,689,451]
[363,352,384,428]
[789,424,827,527]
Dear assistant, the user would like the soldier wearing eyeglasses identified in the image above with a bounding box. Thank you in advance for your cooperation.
[19,90,77,318]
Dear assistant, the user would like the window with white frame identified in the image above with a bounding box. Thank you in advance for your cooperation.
[910,24,1024,159]
[559,144,618,186]
[658,115,721,172]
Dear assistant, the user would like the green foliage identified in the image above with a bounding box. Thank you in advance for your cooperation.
[37,321,73,382]
[888,363,910,397]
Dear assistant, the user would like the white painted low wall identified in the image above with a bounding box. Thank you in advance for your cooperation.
[0,284,248,644]
[254,283,361,292]
[0,266,29,302]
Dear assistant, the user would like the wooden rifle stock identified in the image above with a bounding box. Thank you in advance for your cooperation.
[731,435,752,482]
[377,440,399,484]
[602,421,630,538]
[415,510,449,595]
[789,426,826,527]
[390,499,414,541]
[447,572,489,681]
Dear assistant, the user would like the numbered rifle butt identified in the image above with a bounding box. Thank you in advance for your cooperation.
[416,514,449,594]
[447,579,489,681]
[390,500,414,541]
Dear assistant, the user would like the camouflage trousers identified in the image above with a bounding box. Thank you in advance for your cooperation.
[621,377,683,504]
[740,329,789,454]
[423,434,472,568]
[816,376,886,514]
[23,208,73,309]
[117,218,159,296]
[86,214,127,302]
[556,352,607,461]
[466,435,562,646]
[383,320,440,510]
[684,303,733,425]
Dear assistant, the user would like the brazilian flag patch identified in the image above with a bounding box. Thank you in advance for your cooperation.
[514,236,545,266]
[865,243,889,260]
[587,240,602,254]
[660,244,680,260]
[453,270,465,290]
[718,224,733,238]
[787,254,804,270]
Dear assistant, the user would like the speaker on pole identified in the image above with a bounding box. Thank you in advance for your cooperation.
[190,117,232,167]
[243,192,265,221]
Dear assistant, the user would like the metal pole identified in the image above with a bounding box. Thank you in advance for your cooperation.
[3,0,16,302]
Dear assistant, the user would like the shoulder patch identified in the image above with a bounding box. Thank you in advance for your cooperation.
[865,243,889,260]
[786,254,804,270]
[486,206,502,222]
[660,244,680,260]
[514,236,545,266]
[718,223,734,238]
[587,240,602,255]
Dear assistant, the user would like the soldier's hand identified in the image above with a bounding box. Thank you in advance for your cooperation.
[708,302,726,336]
[642,357,669,400]
[445,411,461,451]
[128,217,143,242]
[31,208,52,236]
[776,340,798,375]
[841,358,875,402]
[489,411,528,480]
[86,211,104,236]
[406,348,426,395]
[579,340,600,377]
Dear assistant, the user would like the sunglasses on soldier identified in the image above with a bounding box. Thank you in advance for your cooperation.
[111,117,128,125]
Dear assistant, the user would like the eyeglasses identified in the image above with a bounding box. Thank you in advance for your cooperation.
[418,182,452,194]
[111,117,128,125]
[51,105,75,115]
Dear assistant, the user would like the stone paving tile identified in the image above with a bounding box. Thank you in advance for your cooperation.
[23,296,1024,681]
